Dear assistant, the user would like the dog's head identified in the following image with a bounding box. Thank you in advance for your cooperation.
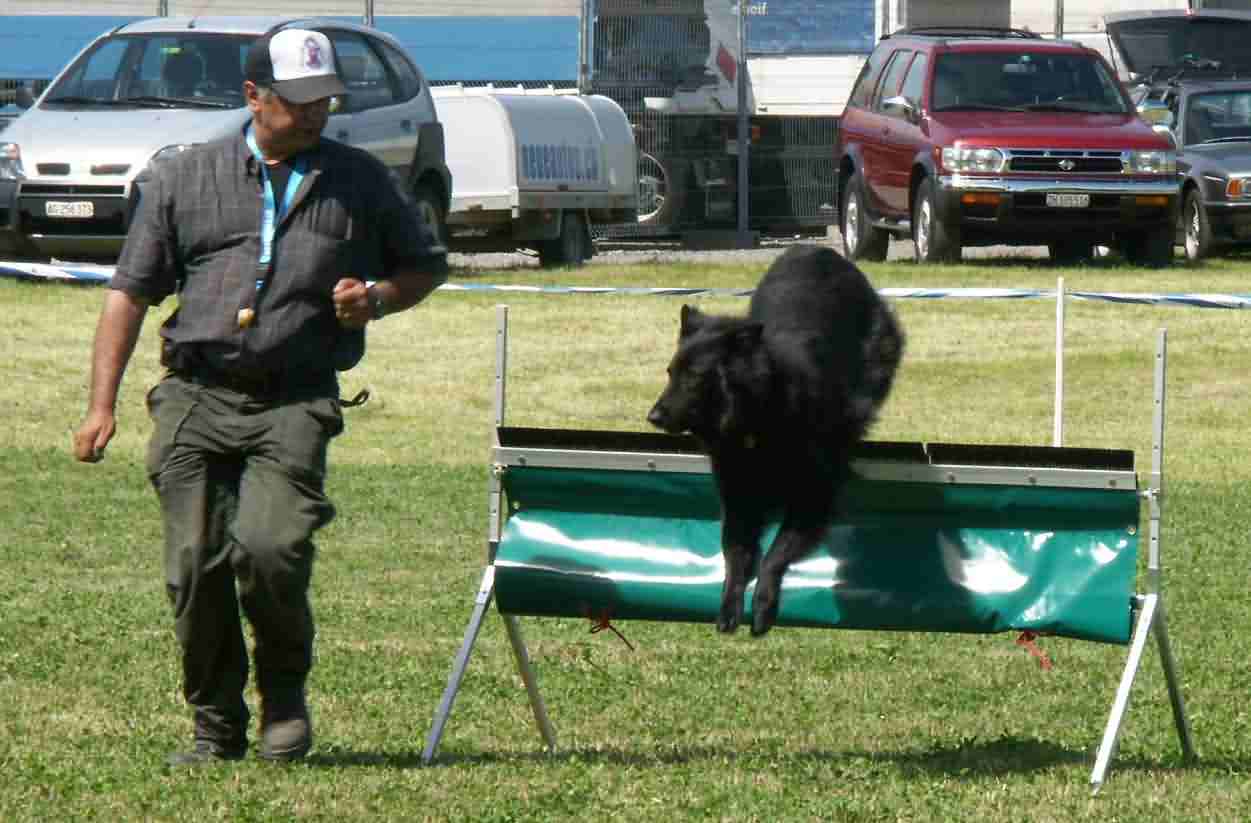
[647,304,766,441]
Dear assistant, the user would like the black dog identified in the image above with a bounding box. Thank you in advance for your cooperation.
[647,244,904,636]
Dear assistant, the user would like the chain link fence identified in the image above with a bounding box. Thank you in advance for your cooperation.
[585,0,837,239]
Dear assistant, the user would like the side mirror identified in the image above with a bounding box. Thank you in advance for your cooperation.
[15,84,35,109]
[881,95,916,122]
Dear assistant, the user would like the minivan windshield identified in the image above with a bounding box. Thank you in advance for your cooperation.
[931,51,1129,114]
[43,33,255,109]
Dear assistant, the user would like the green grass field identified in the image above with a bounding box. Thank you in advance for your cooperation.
[2,250,1251,821]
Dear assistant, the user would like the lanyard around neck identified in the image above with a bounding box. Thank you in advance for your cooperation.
[246,125,307,272]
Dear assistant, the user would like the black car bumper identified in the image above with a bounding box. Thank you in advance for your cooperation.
[1204,201,1251,243]
[935,175,1179,244]
[0,179,135,259]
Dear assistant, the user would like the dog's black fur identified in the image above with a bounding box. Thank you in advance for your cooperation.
[647,244,904,636]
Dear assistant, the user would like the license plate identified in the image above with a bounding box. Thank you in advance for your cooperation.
[1046,193,1090,209]
[45,201,94,218]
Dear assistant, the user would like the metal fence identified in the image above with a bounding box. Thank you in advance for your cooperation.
[583,0,837,239]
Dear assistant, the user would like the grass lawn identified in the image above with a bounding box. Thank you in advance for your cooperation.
[2,249,1250,821]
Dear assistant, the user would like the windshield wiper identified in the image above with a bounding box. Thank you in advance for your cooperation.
[934,103,1026,112]
[42,95,118,105]
[1198,136,1251,144]
[118,95,235,109]
[1025,102,1112,113]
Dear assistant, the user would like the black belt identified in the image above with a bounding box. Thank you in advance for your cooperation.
[176,365,285,397]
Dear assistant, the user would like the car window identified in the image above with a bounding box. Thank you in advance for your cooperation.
[931,51,1128,114]
[46,36,131,101]
[43,33,250,107]
[1185,90,1251,145]
[847,45,890,109]
[327,31,396,113]
[872,50,913,111]
[374,38,422,103]
[900,52,928,107]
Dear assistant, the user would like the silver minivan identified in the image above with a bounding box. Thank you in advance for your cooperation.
[0,15,449,261]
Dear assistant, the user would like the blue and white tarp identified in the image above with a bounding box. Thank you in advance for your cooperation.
[4,260,1250,310]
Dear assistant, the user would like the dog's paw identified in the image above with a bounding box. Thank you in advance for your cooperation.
[750,610,777,637]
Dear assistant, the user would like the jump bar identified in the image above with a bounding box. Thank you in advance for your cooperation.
[495,427,1138,491]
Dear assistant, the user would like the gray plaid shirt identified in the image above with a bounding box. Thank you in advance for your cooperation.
[112,124,445,382]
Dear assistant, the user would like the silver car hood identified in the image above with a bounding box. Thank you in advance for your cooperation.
[5,106,251,185]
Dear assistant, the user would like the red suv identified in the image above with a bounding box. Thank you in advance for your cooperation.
[835,27,1179,266]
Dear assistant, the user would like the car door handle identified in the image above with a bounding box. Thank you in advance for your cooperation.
[336,130,350,141]
[400,119,413,132]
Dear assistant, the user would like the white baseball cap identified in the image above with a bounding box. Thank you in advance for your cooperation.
[245,28,347,104]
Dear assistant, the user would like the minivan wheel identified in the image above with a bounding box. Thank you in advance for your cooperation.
[842,172,889,261]
[913,178,960,263]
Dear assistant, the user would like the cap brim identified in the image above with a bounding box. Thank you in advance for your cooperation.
[272,74,347,104]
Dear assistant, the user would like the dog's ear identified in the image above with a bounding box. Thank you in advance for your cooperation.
[679,304,705,338]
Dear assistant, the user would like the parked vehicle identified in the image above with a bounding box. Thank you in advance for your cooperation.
[1101,8,1251,261]
[0,16,450,262]
[433,85,637,267]
[1102,8,1251,97]
[835,26,1179,266]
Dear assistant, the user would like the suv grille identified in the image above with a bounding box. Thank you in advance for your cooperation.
[1006,150,1124,174]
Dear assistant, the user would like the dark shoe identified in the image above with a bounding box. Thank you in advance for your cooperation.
[166,740,247,767]
[259,703,312,762]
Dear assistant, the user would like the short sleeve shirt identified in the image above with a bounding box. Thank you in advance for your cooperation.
[111,125,446,380]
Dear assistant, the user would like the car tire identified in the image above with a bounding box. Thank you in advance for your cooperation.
[842,171,889,262]
[638,154,686,229]
[412,182,447,249]
[913,177,960,263]
[1182,188,1214,263]
[539,210,590,268]
[1120,228,1174,268]
[1048,238,1095,265]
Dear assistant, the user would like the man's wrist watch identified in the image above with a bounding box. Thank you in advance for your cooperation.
[366,284,387,320]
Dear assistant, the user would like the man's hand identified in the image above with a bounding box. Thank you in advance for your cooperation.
[73,410,116,463]
[333,278,370,329]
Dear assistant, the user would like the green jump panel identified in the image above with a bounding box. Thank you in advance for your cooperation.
[494,466,1139,644]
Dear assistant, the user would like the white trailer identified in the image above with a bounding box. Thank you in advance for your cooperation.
[432,86,637,266]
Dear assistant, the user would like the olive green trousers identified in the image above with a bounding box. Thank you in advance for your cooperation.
[145,373,342,749]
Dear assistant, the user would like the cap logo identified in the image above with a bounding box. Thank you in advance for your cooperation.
[303,37,324,71]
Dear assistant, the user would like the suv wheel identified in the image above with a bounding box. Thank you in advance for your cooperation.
[913,177,960,263]
[1048,239,1095,265]
[1119,229,1173,268]
[842,171,889,262]
[1182,189,1213,262]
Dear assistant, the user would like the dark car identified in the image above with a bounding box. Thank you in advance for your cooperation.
[1103,8,1251,97]
[1136,80,1251,261]
[835,26,1179,266]
[1100,9,1251,261]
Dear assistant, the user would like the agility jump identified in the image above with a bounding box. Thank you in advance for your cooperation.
[423,307,1194,793]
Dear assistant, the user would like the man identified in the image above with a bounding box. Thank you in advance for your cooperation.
[72,28,447,766]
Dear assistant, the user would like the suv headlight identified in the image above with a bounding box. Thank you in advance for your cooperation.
[0,142,24,180]
[940,146,1005,174]
[1126,149,1176,175]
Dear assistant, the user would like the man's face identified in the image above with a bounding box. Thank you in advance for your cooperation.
[245,81,332,158]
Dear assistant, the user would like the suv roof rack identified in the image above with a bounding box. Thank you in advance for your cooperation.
[888,25,1043,40]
